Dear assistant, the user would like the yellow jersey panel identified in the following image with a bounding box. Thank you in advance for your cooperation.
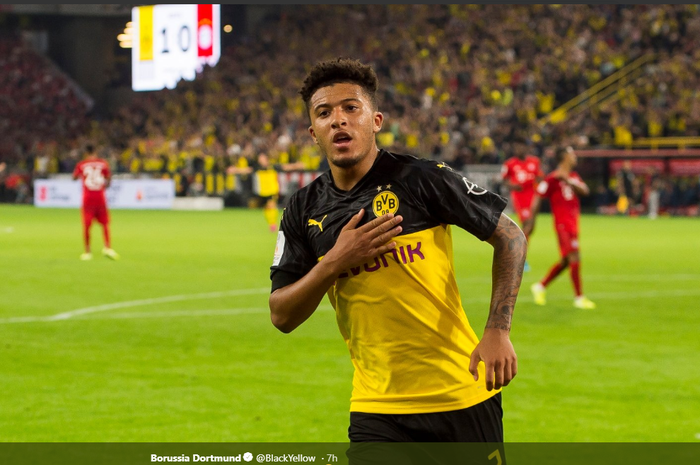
[327,225,500,414]
[271,150,508,414]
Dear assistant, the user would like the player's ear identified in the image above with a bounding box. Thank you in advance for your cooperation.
[308,126,318,144]
[373,112,384,134]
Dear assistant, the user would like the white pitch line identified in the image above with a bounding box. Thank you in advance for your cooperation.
[0,315,52,324]
[459,274,700,284]
[69,305,336,321]
[2,289,699,325]
[13,273,700,321]
[97,307,273,319]
[557,274,700,282]
[0,305,334,324]
[463,288,700,304]
[581,289,700,299]
[47,288,269,321]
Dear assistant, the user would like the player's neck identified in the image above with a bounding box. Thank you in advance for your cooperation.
[558,164,572,175]
[329,147,380,192]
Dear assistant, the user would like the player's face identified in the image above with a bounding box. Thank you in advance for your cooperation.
[565,148,577,168]
[308,82,383,169]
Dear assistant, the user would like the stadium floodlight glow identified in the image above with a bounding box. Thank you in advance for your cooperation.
[119,21,134,49]
[131,4,221,91]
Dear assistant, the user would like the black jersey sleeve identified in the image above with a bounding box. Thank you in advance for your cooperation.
[418,161,507,241]
[270,193,318,292]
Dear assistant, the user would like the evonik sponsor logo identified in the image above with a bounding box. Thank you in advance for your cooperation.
[337,242,425,279]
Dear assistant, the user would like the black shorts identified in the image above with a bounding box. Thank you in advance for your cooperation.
[349,393,503,442]
[347,394,505,465]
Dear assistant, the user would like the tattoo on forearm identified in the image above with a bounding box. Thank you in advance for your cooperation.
[487,304,513,331]
[486,216,527,332]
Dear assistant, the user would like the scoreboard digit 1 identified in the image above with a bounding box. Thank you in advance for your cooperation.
[132,4,221,91]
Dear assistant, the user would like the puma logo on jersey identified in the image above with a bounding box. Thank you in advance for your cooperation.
[308,215,328,232]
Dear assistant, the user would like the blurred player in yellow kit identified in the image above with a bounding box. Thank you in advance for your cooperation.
[228,153,303,232]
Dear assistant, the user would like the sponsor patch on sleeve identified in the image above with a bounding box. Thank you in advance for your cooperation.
[272,231,286,266]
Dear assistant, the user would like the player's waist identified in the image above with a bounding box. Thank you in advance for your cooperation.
[346,330,478,388]
[552,209,579,223]
[349,366,499,414]
[82,193,106,202]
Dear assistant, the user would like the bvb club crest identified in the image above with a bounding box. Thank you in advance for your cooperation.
[372,188,399,217]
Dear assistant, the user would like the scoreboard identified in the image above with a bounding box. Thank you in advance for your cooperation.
[131,4,221,91]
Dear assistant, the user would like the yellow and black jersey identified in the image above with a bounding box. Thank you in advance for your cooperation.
[270,150,507,414]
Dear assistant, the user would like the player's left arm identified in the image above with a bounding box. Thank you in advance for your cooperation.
[500,163,521,191]
[469,213,526,391]
[523,177,549,237]
[565,174,589,197]
[522,194,541,237]
[420,162,524,390]
[104,168,112,189]
[534,159,545,184]
[226,166,254,175]
[279,161,305,171]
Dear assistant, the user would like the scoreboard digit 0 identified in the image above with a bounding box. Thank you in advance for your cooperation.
[131,4,221,91]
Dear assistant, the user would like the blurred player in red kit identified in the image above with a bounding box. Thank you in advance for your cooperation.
[72,144,119,261]
[523,146,595,309]
[501,135,543,271]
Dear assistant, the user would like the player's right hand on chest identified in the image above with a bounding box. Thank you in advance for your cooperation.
[324,209,403,272]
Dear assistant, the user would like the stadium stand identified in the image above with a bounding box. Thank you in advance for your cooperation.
[1,5,699,214]
[0,32,91,167]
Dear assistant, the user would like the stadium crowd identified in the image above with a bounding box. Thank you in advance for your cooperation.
[2,5,700,214]
[0,32,91,166]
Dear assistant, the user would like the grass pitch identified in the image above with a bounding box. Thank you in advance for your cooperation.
[1,205,699,442]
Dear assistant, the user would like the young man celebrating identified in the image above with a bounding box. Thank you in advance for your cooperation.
[72,144,119,261]
[269,58,527,443]
[501,135,543,271]
[523,146,596,309]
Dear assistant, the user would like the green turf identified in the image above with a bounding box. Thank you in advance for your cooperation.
[1,205,699,442]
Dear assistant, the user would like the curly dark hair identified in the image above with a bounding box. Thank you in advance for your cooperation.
[299,57,379,118]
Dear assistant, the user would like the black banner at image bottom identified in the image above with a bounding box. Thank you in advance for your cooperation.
[0,443,698,465]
